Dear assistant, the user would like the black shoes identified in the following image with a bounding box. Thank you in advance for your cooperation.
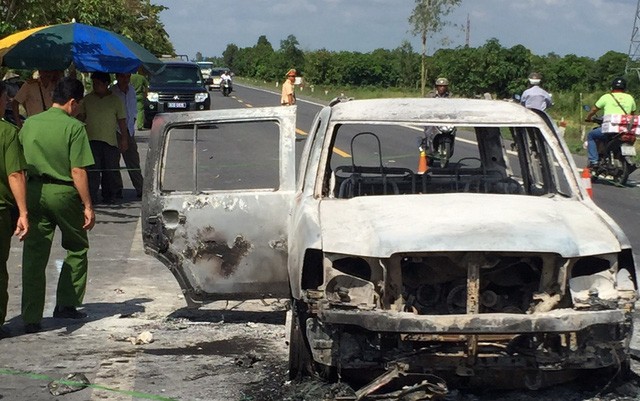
[24,323,41,334]
[0,326,10,338]
[53,306,87,319]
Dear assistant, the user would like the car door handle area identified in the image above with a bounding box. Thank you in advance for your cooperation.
[161,210,187,227]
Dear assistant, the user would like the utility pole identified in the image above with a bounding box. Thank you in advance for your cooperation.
[465,14,470,47]
[626,0,640,79]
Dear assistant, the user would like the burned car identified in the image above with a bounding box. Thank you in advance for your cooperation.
[142,98,637,392]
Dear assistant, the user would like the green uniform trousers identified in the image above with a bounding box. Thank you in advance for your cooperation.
[22,181,89,324]
[136,99,144,130]
[0,208,11,326]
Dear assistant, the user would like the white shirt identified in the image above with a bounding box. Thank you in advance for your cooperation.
[521,85,552,111]
[110,83,137,136]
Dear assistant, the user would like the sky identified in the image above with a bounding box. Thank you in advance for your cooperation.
[151,0,639,60]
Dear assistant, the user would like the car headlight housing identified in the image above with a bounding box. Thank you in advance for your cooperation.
[195,92,209,103]
[147,92,159,102]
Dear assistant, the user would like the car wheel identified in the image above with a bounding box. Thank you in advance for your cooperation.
[143,114,153,129]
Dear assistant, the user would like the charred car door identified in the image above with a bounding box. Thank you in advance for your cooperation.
[142,107,297,306]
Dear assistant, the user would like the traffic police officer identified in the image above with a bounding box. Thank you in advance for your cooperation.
[0,81,28,338]
[19,77,95,333]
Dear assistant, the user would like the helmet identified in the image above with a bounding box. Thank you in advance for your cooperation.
[528,72,542,85]
[435,77,449,86]
[611,77,627,90]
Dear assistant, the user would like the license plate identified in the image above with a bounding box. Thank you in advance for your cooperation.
[621,143,637,156]
[168,102,186,108]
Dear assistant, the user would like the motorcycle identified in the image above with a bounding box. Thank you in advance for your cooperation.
[588,116,637,185]
[220,78,232,96]
[421,125,457,168]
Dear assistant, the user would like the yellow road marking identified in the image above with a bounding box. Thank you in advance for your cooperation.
[237,98,350,157]
[295,129,350,157]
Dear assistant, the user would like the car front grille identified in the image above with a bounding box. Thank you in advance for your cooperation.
[158,93,196,102]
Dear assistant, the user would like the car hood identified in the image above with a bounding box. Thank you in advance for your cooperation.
[318,194,624,258]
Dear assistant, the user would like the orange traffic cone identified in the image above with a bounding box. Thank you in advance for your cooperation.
[581,166,593,198]
[417,149,428,174]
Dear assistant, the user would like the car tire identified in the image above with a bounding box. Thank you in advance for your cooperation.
[143,114,153,129]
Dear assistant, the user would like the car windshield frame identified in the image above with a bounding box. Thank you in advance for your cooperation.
[150,64,203,86]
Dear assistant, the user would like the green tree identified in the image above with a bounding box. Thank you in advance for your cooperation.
[222,43,239,71]
[393,40,419,88]
[408,0,461,96]
[303,49,333,85]
[279,34,304,71]
[0,0,173,56]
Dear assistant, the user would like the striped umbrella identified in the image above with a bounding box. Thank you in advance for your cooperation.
[0,22,164,74]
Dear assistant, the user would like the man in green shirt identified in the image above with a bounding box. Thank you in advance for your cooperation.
[0,81,28,338]
[19,77,95,334]
[78,72,128,204]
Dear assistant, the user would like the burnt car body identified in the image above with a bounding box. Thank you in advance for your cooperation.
[142,98,637,391]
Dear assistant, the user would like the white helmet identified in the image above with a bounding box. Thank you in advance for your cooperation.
[528,72,542,85]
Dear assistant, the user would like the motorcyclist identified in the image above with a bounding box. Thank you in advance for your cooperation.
[520,72,552,111]
[423,77,452,155]
[220,70,232,91]
[584,77,637,167]
[427,77,451,98]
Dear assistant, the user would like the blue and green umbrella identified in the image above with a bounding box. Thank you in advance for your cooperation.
[0,22,164,74]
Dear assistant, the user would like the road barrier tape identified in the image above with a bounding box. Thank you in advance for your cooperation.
[0,368,177,401]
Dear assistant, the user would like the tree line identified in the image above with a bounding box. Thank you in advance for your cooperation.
[0,0,173,61]
[210,35,632,100]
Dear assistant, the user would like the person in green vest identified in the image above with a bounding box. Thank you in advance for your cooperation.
[130,67,149,130]
[19,77,95,334]
[0,81,28,338]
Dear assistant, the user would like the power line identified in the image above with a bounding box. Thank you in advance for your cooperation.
[626,0,640,79]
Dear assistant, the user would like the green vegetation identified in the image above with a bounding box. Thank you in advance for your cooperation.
[230,35,640,159]
[0,0,173,57]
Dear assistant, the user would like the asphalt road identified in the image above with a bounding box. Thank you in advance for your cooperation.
[1,84,639,400]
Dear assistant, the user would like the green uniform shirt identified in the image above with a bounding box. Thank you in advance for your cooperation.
[595,92,637,115]
[130,73,149,101]
[19,107,94,183]
[79,91,126,146]
[0,120,25,210]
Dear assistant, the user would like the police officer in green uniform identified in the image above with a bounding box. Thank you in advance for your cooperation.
[0,81,28,338]
[19,77,95,334]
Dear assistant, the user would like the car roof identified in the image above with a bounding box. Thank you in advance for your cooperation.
[328,98,545,125]
[162,61,198,67]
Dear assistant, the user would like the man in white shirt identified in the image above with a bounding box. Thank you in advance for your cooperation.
[110,73,143,199]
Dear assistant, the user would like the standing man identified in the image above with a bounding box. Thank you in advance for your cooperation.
[78,72,128,204]
[11,70,63,128]
[520,72,552,111]
[111,73,143,199]
[130,68,149,131]
[281,69,297,106]
[19,77,95,334]
[0,81,28,338]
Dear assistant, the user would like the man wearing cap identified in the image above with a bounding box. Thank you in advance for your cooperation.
[11,70,63,128]
[281,69,297,106]
[520,72,552,111]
